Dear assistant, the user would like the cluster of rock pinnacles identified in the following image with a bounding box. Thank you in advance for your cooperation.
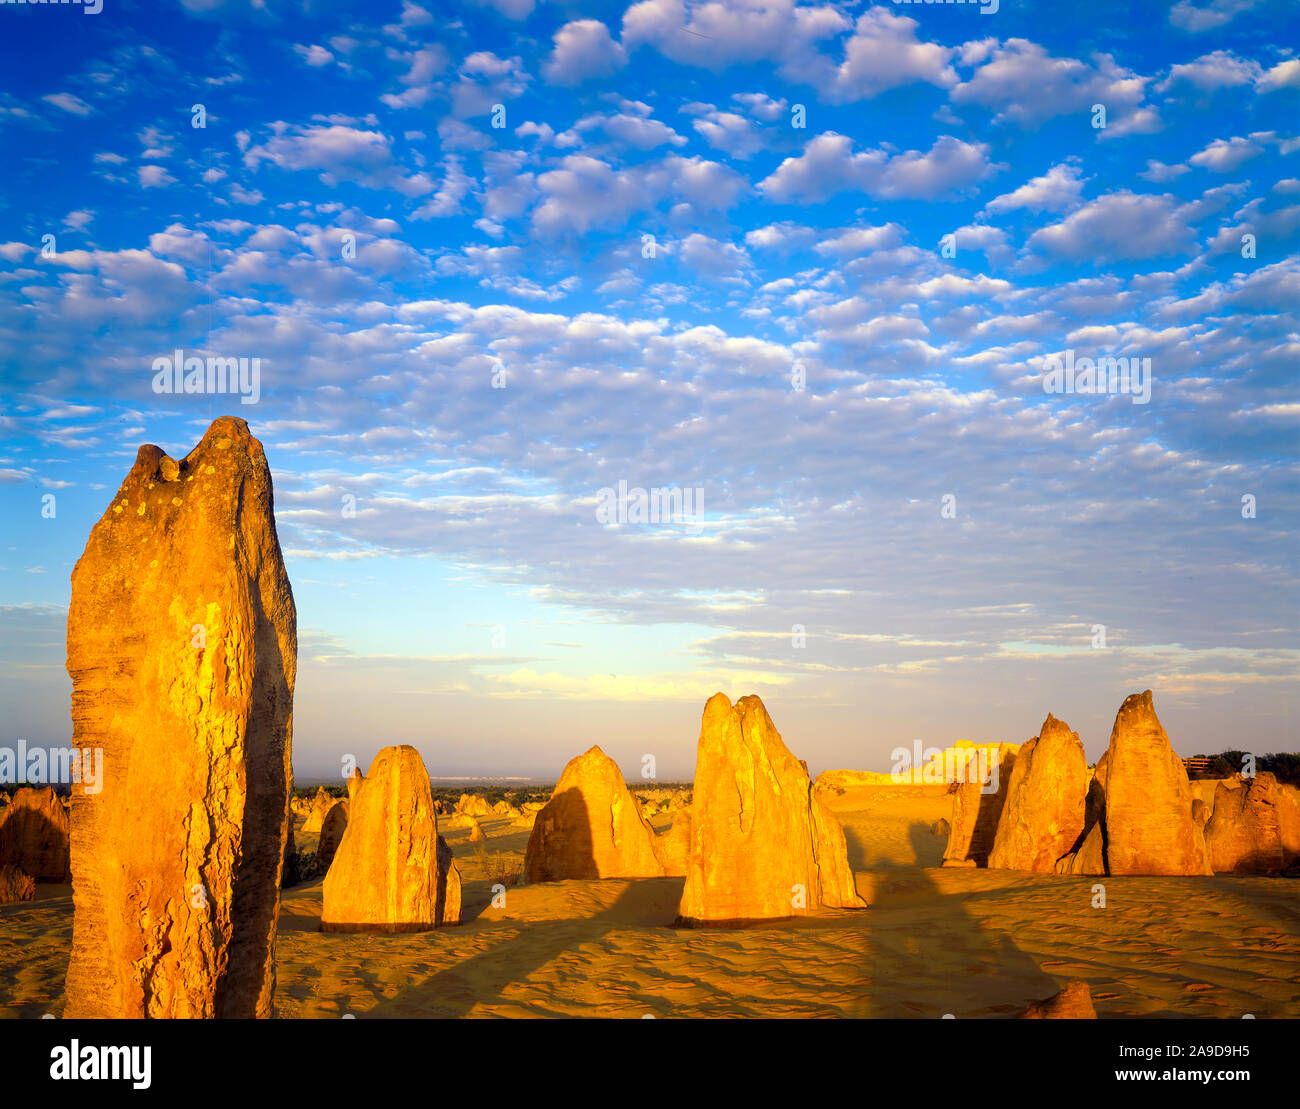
[0,417,1293,1018]
[943,694,1300,877]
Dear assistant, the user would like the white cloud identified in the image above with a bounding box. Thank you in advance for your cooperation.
[1257,58,1300,93]
[952,39,1149,127]
[982,162,1085,215]
[294,44,334,67]
[1189,135,1264,172]
[1027,191,1197,261]
[1156,50,1258,92]
[543,20,628,86]
[1168,0,1260,32]
[43,92,93,116]
[759,133,994,203]
[244,124,435,197]
[138,165,176,188]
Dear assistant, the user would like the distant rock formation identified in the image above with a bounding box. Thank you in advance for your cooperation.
[1098,691,1211,876]
[653,807,690,877]
[317,801,349,871]
[64,417,296,1018]
[814,768,899,792]
[321,745,459,931]
[942,745,1017,868]
[988,714,1088,873]
[0,787,71,881]
[301,787,334,835]
[677,694,865,927]
[467,816,486,843]
[1017,980,1097,1019]
[0,864,35,904]
[456,793,493,818]
[1205,773,1300,874]
[524,746,664,882]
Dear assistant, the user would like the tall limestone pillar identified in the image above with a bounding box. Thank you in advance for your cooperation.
[64,417,296,1018]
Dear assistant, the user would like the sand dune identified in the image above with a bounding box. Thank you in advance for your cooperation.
[2,791,1296,1018]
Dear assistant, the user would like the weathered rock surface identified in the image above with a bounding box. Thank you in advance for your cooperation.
[456,793,493,818]
[988,715,1088,873]
[524,746,664,882]
[317,800,349,871]
[0,864,35,904]
[64,417,296,1019]
[321,745,459,931]
[677,694,865,926]
[653,807,691,877]
[1055,753,1109,876]
[346,768,363,802]
[0,786,71,882]
[1098,691,1211,876]
[301,787,333,834]
[942,745,1017,868]
[1206,773,1294,874]
[436,834,461,926]
[1018,979,1097,1019]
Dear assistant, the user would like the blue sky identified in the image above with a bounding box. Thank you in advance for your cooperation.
[0,0,1296,781]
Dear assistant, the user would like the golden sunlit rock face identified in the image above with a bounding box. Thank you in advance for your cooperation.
[988,714,1088,873]
[301,787,334,834]
[1018,980,1097,1019]
[654,806,691,877]
[1099,691,1212,876]
[677,693,866,927]
[64,416,296,1019]
[321,745,460,932]
[524,745,664,882]
[346,768,364,801]
[0,786,70,882]
[1206,773,1300,874]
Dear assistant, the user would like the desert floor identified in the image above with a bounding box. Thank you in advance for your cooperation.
[3,784,1297,1018]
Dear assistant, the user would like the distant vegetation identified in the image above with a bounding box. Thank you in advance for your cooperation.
[1189,751,1300,786]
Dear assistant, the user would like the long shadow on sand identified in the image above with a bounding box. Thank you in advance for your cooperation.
[858,821,1059,1017]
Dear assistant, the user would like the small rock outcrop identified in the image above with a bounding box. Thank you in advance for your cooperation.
[0,787,71,882]
[1017,980,1097,1019]
[456,793,493,818]
[524,746,664,882]
[653,807,691,877]
[1205,773,1299,874]
[0,864,35,904]
[321,745,459,931]
[63,417,296,1018]
[301,787,333,835]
